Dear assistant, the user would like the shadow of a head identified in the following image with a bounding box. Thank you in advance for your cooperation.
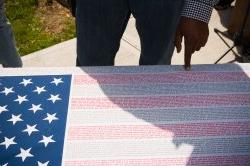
[73,63,250,166]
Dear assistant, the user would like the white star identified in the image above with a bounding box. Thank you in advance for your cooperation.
[2,163,8,166]
[33,86,46,95]
[23,124,39,136]
[0,105,8,114]
[7,114,23,125]
[16,148,34,162]
[14,95,28,104]
[51,78,63,86]
[28,104,43,113]
[38,161,49,166]
[39,135,55,147]
[1,87,14,96]
[43,113,58,124]
[47,94,61,103]
[19,79,33,87]
[0,137,17,149]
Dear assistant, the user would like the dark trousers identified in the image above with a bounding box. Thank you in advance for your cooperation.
[0,0,22,67]
[76,0,184,66]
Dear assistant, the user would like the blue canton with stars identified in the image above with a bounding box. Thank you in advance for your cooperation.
[0,75,72,166]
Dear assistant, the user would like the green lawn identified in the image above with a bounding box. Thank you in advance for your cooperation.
[5,0,76,56]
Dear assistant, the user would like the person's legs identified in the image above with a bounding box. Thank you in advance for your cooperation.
[76,0,130,66]
[0,0,22,67]
[130,0,184,65]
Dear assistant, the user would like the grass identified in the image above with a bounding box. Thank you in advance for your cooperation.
[5,0,76,56]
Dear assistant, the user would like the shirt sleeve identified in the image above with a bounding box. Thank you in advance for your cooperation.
[181,0,219,23]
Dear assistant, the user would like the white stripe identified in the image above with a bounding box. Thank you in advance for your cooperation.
[63,138,194,160]
[63,153,250,162]
[67,109,250,126]
[63,136,249,160]
[67,109,151,126]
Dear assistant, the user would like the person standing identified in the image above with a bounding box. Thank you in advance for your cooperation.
[0,0,22,67]
[74,0,218,69]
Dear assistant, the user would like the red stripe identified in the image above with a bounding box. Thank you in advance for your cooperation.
[73,72,250,85]
[70,94,250,109]
[64,155,250,166]
[67,122,250,140]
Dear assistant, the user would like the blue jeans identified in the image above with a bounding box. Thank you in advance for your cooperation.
[0,0,22,67]
[76,0,184,66]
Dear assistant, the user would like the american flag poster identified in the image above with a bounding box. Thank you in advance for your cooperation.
[0,64,250,166]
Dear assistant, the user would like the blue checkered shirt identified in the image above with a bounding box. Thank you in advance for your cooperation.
[182,0,219,23]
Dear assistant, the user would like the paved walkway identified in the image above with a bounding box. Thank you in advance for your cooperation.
[22,9,239,67]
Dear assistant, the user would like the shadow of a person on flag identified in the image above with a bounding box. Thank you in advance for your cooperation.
[75,63,250,166]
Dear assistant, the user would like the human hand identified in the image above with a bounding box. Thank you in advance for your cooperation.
[175,17,209,70]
